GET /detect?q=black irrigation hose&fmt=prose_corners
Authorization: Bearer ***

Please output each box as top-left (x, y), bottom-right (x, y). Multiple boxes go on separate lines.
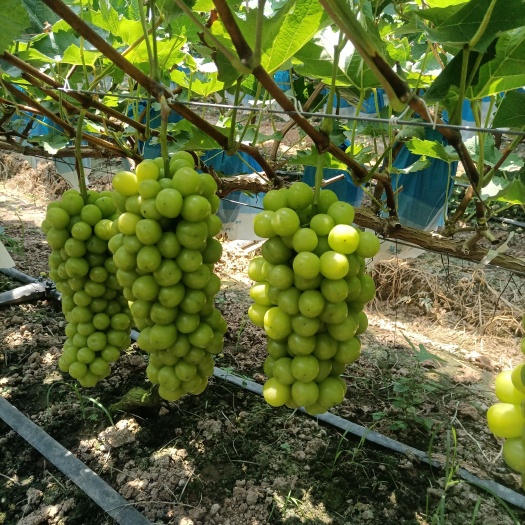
top-left (212, 368), bottom-right (525, 511)
top-left (3, 267), bottom-right (525, 512)
top-left (0, 267), bottom-right (61, 301)
top-left (0, 397), bottom-right (153, 525)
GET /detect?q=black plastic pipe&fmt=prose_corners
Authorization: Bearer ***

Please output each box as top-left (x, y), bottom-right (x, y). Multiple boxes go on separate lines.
top-left (0, 397), bottom-right (153, 524)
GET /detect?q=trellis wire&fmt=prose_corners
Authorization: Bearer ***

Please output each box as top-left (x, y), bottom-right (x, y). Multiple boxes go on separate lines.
top-left (4, 82), bottom-right (525, 137)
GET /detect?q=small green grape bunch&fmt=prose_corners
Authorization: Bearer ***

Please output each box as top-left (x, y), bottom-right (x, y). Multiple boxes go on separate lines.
top-left (42, 189), bottom-right (131, 388)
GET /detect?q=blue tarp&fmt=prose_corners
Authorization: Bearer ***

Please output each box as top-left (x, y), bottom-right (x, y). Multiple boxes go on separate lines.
top-left (303, 166), bottom-right (364, 208)
top-left (21, 114), bottom-right (91, 182)
top-left (390, 127), bottom-right (458, 229)
top-left (201, 149), bottom-right (264, 239)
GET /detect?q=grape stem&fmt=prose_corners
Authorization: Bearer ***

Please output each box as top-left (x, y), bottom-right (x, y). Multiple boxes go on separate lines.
top-left (75, 108), bottom-right (88, 202)
top-left (312, 153), bottom-right (324, 216)
top-left (159, 96), bottom-right (171, 177)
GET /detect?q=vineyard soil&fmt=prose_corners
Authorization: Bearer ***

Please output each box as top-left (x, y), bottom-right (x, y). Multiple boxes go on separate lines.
top-left (1, 156), bottom-right (525, 525)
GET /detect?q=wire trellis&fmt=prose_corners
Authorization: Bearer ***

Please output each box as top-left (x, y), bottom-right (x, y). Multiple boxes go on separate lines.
top-left (3, 82), bottom-right (525, 138)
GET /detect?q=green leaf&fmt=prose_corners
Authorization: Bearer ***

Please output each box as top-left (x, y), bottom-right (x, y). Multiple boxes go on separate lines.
top-left (170, 120), bottom-right (222, 150)
top-left (29, 134), bottom-right (70, 154)
top-left (214, 50), bottom-right (242, 85)
top-left (242, 128), bottom-right (283, 145)
top-left (22, 0), bottom-right (59, 33)
top-left (170, 66), bottom-right (225, 96)
top-left (391, 157), bottom-right (431, 174)
top-left (258, 0), bottom-right (328, 74)
top-left (492, 89), bottom-right (525, 128)
top-left (471, 28), bottom-right (525, 98)
top-left (288, 147), bottom-right (349, 169)
top-left (403, 334), bottom-right (446, 364)
top-left (193, 0), bottom-right (215, 9)
top-left (17, 47), bottom-right (59, 64)
top-left (405, 138), bottom-right (458, 163)
top-left (126, 38), bottom-right (185, 71)
top-left (482, 177), bottom-right (525, 204)
top-left (425, 0), bottom-right (469, 6)
top-left (62, 44), bottom-right (101, 67)
top-left (418, 0), bottom-right (525, 53)
top-left (395, 125), bottom-right (426, 142)
top-left (0, 0), bottom-right (31, 53)
top-left (89, 8), bottom-right (144, 46)
top-left (424, 40), bottom-right (497, 102)
top-left (294, 38), bottom-right (380, 89)
top-left (210, 0), bottom-right (328, 75)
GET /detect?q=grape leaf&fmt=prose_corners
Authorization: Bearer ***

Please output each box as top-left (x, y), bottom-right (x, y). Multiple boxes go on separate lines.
top-left (492, 89), bottom-right (525, 128)
top-left (405, 138), bottom-right (459, 163)
top-left (418, 0), bottom-right (525, 53)
top-left (482, 177), bottom-right (525, 205)
top-left (89, 8), bottom-right (144, 46)
top-left (289, 147), bottom-right (349, 169)
top-left (425, 40), bottom-right (497, 102)
top-left (472, 28), bottom-right (525, 98)
top-left (391, 158), bottom-right (430, 175)
top-left (22, 0), bottom-right (59, 32)
top-left (294, 40), bottom-right (380, 89)
top-left (62, 44), bottom-right (101, 67)
top-left (170, 67), bottom-right (225, 96)
top-left (0, 0), bottom-right (30, 54)
top-left (210, 0), bottom-right (328, 74)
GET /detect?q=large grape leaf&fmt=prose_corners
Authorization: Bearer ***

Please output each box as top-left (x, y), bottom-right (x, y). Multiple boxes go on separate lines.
top-left (424, 40), bottom-right (497, 102)
top-left (170, 67), bottom-right (225, 96)
top-left (417, 0), bottom-right (525, 53)
top-left (89, 8), bottom-right (144, 47)
top-left (0, 0), bottom-right (30, 53)
top-left (405, 138), bottom-right (459, 163)
top-left (169, 120), bottom-right (222, 150)
top-left (125, 38), bottom-right (185, 70)
top-left (61, 44), bottom-right (102, 67)
top-left (471, 28), bottom-right (525, 98)
top-left (492, 89), bottom-right (525, 128)
top-left (22, 0), bottom-right (58, 32)
top-left (481, 177), bottom-right (525, 204)
top-left (288, 147), bottom-right (349, 169)
top-left (257, 0), bottom-right (328, 73)
top-left (293, 36), bottom-right (380, 89)
top-left (210, 0), bottom-right (328, 74)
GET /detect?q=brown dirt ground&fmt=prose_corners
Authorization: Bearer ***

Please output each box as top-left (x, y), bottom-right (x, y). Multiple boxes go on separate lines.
top-left (1, 153), bottom-right (525, 525)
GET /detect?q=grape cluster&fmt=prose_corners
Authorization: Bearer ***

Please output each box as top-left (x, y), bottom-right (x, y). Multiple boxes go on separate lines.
top-left (42, 189), bottom-right (132, 387)
top-left (110, 153), bottom-right (227, 402)
top-left (486, 325), bottom-right (525, 483)
top-left (248, 182), bottom-right (379, 415)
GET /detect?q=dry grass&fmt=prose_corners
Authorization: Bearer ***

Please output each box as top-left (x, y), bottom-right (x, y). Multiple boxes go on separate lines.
top-left (1, 154), bottom-right (69, 202)
top-left (371, 257), bottom-right (524, 338)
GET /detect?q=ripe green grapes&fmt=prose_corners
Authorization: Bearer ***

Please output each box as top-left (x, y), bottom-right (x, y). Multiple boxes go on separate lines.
top-left (43, 189), bottom-right (132, 388)
top-left (248, 182), bottom-right (380, 415)
top-left (487, 330), bottom-right (525, 486)
top-left (111, 155), bottom-right (227, 402)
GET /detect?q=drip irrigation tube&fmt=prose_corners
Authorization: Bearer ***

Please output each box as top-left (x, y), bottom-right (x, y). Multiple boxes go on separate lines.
top-left (3, 267), bottom-right (525, 512)
top-left (0, 267), bottom-right (61, 301)
top-left (0, 397), bottom-right (153, 524)
top-left (211, 368), bottom-right (525, 510)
